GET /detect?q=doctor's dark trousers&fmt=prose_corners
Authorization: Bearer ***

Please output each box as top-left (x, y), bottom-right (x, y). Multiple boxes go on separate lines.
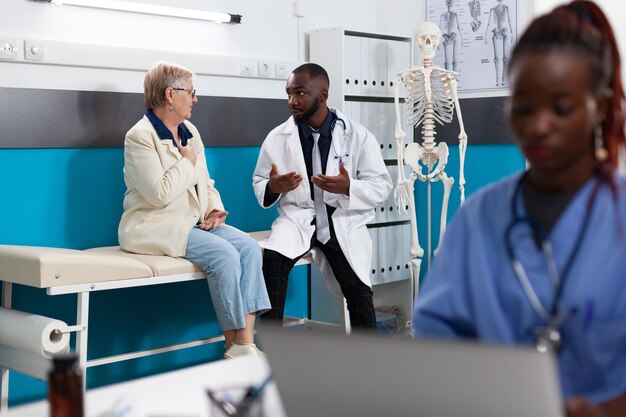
top-left (262, 231), bottom-right (377, 329)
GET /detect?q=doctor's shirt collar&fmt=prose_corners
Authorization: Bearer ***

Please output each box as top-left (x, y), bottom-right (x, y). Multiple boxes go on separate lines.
top-left (300, 110), bottom-right (337, 140)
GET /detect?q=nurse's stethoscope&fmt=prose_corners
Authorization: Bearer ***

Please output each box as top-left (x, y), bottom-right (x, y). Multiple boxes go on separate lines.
top-left (504, 172), bottom-right (596, 354)
top-left (330, 117), bottom-right (350, 164)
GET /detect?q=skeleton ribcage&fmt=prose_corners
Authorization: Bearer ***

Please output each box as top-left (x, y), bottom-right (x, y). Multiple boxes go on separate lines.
top-left (403, 68), bottom-right (455, 128)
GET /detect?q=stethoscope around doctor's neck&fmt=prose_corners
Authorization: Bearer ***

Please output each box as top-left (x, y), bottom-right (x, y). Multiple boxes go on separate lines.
top-left (504, 172), bottom-right (596, 354)
top-left (324, 117), bottom-right (350, 164)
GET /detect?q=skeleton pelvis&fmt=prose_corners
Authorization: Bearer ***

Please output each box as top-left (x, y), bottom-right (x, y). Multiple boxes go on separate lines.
top-left (404, 142), bottom-right (450, 180)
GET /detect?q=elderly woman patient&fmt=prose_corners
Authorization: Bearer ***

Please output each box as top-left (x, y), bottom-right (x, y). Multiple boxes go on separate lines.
top-left (118, 61), bottom-right (270, 359)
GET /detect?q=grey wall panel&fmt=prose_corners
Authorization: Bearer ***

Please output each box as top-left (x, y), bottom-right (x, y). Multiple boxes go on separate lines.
top-left (0, 88), bottom-right (512, 148)
top-left (191, 96), bottom-right (290, 147)
top-left (413, 96), bottom-right (515, 145)
top-left (0, 88), bottom-right (290, 148)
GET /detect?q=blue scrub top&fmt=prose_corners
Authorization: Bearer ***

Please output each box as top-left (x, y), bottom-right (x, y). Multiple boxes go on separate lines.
top-left (413, 172), bottom-right (626, 404)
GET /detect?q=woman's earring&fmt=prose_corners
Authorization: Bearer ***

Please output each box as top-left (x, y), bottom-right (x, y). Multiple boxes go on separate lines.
top-left (169, 104), bottom-right (173, 112)
top-left (594, 124), bottom-right (608, 162)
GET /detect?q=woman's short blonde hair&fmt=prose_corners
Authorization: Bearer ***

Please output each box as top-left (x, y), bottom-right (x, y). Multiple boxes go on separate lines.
top-left (144, 61), bottom-right (194, 109)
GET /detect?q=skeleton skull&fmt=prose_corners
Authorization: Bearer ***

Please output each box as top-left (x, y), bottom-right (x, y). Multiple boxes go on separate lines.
top-left (414, 21), bottom-right (441, 60)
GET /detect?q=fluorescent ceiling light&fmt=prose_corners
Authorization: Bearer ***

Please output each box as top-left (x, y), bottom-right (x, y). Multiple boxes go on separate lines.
top-left (37, 0), bottom-right (242, 24)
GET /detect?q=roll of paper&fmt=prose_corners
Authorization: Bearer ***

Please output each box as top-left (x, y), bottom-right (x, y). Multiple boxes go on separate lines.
top-left (0, 307), bottom-right (70, 357)
top-left (0, 344), bottom-right (52, 380)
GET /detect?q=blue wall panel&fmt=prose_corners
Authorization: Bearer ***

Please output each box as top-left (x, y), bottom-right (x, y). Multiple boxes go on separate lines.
top-left (0, 147), bottom-right (308, 406)
top-left (0, 149), bottom-right (124, 248)
top-left (0, 144), bottom-right (521, 405)
top-left (412, 145), bottom-right (525, 278)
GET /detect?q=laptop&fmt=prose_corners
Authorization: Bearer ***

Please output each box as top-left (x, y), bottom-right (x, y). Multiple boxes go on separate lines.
top-left (257, 324), bottom-right (564, 417)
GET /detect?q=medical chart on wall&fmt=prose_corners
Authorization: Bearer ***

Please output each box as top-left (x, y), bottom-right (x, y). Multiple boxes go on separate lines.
top-left (425, 0), bottom-right (518, 92)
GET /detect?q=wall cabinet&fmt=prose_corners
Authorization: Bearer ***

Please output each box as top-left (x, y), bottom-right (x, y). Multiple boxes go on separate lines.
top-left (310, 28), bottom-right (415, 331)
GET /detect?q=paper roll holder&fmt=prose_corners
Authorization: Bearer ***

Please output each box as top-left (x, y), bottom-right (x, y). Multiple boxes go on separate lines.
top-left (53, 325), bottom-right (86, 335)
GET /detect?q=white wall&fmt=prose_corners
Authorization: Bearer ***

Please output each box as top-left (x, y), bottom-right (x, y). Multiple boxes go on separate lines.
top-left (3, 1), bottom-right (624, 98)
top-left (531, 0), bottom-right (626, 83)
top-left (375, 1), bottom-right (423, 38)
top-left (0, 0), bottom-right (415, 98)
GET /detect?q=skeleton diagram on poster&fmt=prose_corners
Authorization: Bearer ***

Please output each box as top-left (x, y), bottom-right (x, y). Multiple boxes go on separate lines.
top-left (426, 0), bottom-right (518, 91)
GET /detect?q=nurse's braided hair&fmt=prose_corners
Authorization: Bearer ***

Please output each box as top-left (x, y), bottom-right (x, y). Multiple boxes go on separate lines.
top-left (508, 0), bottom-right (625, 176)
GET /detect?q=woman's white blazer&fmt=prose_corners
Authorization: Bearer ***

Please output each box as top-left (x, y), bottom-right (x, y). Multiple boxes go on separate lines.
top-left (119, 116), bottom-right (224, 257)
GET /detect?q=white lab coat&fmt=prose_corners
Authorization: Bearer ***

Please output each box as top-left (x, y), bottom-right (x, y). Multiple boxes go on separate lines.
top-left (252, 108), bottom-right (392, 293)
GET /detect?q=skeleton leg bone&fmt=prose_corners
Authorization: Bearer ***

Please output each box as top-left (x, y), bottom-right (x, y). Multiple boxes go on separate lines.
top-left (409, 258), bottom-right (422, 301)
top-left (405, 170), bottom-right (423, 259)
top-left (458, 136), bottom-right (467, 202)
top-left (435, 171), bottom-right (454, 257)
top-left (420, 142), bottom-right (453, 258)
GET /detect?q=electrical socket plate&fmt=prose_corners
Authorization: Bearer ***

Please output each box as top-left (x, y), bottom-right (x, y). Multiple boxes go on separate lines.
top-left (258, 60), bottom-right (272, 77)
top-left (0, 39), bottom-right (19, 60)
top-left (240, 59), bottom-right (255, 76)
top-left (275, 61), bottom-right (290, 78)
top-left (24, 40), bottom-right (44, 61)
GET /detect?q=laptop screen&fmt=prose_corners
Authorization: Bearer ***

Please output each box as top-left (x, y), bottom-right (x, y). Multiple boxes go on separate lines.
top-left (257, 324), bottom-right (564, 417)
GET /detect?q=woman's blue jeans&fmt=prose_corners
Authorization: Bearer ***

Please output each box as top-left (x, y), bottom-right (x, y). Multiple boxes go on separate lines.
top-left (183, 225), bottom-right (270, 330)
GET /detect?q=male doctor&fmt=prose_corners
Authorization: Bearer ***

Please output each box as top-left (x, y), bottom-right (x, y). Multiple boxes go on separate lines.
top-left (252, 63), bottom-right (392, 329)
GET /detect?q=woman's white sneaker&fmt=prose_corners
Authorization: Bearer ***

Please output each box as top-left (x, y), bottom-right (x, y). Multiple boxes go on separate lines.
top-left (224, 343), bottom-right (265, 359)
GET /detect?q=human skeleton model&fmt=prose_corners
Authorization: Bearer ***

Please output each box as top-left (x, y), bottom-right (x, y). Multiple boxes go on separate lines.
top-left (439, 0), bottom-right (464, 72)
top-left (394, 21), bottom-right (468, 291)
top-left (469, 0), bottom-right (481, 32)
top-left (484, 0), bottom-right (514, 86)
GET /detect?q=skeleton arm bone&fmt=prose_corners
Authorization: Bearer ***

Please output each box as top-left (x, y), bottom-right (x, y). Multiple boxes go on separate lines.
top-left (448, 74), bottom-right (468, 203)
top-left (394, 78), bottom-right (407, 167)
top-left (394, 79), bottom-right (410, 212)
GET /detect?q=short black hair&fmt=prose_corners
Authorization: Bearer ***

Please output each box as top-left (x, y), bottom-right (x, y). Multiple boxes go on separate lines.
top-left (292, 63), bottom-right (330, 88)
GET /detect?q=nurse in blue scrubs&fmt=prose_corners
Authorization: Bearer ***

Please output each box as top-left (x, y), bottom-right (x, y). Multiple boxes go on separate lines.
top-left (412, 1), bottom-right (626, 416)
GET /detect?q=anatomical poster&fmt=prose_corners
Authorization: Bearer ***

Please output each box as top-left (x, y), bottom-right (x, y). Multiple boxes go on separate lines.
top-left (425, 0), bottom-right (519, 92)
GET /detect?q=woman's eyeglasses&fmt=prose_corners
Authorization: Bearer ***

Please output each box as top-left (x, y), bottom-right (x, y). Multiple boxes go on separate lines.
top-left (173, 87), bottom-right (197, 99)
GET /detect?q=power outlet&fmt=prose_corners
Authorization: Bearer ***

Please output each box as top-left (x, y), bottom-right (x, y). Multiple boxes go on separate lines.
top-left (24, 40), bottom-right (44, 61)
top-left (275, 61), bottom-right (291, 78)
top-left (258, 60), bottom-right (272, 77)
top-left (240, 59), bottom-right (255, 76)
top-left (0, 39), bottom-right (19, 60)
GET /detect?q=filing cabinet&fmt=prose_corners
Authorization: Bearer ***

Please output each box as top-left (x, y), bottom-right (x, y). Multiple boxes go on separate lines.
top-left (310, 28), bottom-right (415, 330)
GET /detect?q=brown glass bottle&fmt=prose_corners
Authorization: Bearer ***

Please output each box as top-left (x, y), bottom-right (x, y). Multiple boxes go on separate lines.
top-left (48, 353), bottom-right (84, 417)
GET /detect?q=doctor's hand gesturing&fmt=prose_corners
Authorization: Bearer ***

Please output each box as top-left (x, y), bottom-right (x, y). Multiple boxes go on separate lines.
top-left (198, 209), bottom-right (228, 230)
top-left (311, 163), bottom-right (350, 195)
top-left (268, 163), bottom-right (303, 194)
